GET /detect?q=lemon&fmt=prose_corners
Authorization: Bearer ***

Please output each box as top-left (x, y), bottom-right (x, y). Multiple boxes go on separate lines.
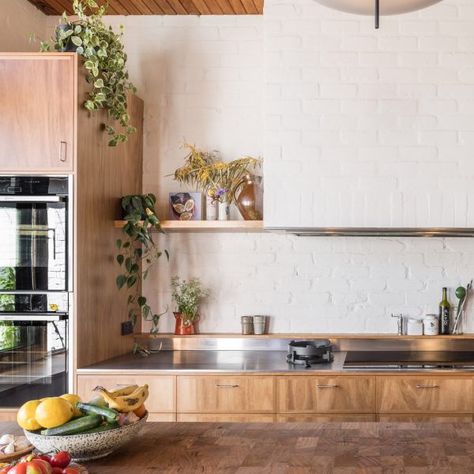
top-left (60, 394), bottom-right (82, 417)
top-left (35, 397), bottom-right (74, 429)
top-left (17, 400), bottom-right (42, 431)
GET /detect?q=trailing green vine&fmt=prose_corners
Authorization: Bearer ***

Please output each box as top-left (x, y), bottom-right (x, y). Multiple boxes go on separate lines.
top-left (40, 0), bottom-right (136, 146)
top-left (116, 194), bottom-right (168, 334)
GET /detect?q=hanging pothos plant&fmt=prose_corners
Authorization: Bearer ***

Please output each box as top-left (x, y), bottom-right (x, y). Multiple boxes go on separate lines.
top-left (116, 194), bottom-right (168, 335)
top-left (40, 0), bottom-right (136, 146)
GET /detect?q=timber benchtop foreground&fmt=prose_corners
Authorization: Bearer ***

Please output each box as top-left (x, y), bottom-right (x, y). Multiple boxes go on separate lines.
top-left (4, 421), bottom-right (474, 473)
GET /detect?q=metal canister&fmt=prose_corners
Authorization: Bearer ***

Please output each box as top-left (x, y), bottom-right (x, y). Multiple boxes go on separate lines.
top-left (253, 315), bottom-right (266, 335)
top-left (241, 316), bottom-right (254, 335)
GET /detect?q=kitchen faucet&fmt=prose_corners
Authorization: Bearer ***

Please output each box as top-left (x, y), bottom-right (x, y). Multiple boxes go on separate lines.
top-left (391, 313), bottom-right (405, 335)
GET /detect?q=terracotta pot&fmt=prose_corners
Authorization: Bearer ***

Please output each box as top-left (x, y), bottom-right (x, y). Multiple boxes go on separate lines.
top-left (174, 312), bottom-right (196, 335)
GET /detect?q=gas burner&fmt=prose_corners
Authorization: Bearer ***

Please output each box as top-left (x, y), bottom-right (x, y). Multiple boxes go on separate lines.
top-left (286, 340), bottom-right (333, 368)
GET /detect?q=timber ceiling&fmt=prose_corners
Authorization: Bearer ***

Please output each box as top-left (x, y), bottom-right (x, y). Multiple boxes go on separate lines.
top-left (27, 0), bottom-right (263, 15)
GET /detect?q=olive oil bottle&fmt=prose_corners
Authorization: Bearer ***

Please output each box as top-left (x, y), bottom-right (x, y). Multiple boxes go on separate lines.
top-left (439, 287), bottom-right (450, 335)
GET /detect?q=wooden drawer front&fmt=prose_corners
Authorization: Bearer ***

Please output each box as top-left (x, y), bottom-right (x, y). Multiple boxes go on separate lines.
top-left (277, 376), bottom-right (375, 414)
top-left (376, 377), bottom-right (473, 413)
top-left (177, 414), bottom-right (275, 422)
top-left (77, 375), bottom-right (176, 413)
top-left (177, 376), bottom-right (274, 413)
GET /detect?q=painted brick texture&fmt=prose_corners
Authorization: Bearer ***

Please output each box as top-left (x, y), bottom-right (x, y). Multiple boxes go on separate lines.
top-left (264, 0), bottom-right (474, 228)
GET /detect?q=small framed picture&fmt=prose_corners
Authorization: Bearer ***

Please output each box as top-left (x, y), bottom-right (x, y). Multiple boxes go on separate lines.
top-left (169, 192), bottom-right (203, 221)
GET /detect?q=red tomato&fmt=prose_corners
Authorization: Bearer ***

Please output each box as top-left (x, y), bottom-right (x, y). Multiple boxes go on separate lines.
top-left (49, 453), bottom-right (71, 469)
top-left (8, 459), bottom-right (52, 474)
top-left (35, 455), bottom-right (51, 465)
top-left (0, 467), bottom-right (11, 474)
top-left (51, 469), bottom-right (63, 474)
top-left (61, 469), bottom-right (80, 474)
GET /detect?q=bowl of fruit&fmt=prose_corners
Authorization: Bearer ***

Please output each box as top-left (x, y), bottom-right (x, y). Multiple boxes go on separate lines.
top-left (18, 384), bottom-right (149, 462)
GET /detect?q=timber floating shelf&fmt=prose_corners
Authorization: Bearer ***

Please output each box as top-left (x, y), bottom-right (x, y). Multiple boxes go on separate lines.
top-left (113, 220), bottom-right (264, 232)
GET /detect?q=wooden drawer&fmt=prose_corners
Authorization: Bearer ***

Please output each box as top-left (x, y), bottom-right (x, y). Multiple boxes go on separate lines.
top-left (177, 376), bottom-right (274, 413)
top-left (76, 374), bottom-right (176, 413)
top-left (277, 414), bottom-right (375, 422)
top-left (376, 377), bottom-right (473, 414)
top-left (277, 376), bottom-right (375, 414)
top-left (177, 414), bottom-right (274, 422)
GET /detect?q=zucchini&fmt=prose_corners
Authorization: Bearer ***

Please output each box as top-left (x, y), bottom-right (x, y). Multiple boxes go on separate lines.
top-left (77, 402), bottom-right (119, 423)
top-left (41, 414), bottom-right (102, 436)
top-left (81, 422), bottom-right (119, 434)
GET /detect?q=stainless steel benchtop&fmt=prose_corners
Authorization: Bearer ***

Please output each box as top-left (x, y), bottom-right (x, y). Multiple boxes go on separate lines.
top-left (80, 350), bottom-right (347, 373)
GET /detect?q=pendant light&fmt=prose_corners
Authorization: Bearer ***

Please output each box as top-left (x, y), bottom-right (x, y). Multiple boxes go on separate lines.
top-left (314, 0), bottom-right (443, 29)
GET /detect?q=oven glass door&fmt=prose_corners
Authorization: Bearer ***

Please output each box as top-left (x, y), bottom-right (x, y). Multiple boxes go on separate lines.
top-left (0, 199), bottom-right (68, 292)
top-left (0, 316), bottom-right (68, 407)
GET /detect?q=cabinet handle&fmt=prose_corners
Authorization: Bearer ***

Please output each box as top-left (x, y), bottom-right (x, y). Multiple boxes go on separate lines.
top-left (59, 141), bottom-right (67, 162)
top-left (316, 384), bottom-right (339, 389)
top-left (216, 384), bottom-right (239, 388)
top-left (416, 384), bottom-right (440, 389)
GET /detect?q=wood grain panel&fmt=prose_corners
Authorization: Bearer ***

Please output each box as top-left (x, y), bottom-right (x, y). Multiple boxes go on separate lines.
top-left (27, 0), bottom-right (264, 14)
top-left (75, 67), bottom-right (143, 368)
top-left (0, 411), bottom-right (17, 422)
top-left (277, 414), bottom-right (376, 422)
top-left (0, 54), bottom-right (75, 172)
top-left (277, 376), bottom-right (375, 414)
top-left (177, 414), bottom-right (274, 422)
top-left (77, 375), bottom-right (176, 413)
top-left (376, 377), bottom-right (473, 414)
top-left (177, 376), bottom-right (274, 413)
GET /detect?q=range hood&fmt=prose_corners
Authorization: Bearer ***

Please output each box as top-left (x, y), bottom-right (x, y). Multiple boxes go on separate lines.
top-left (266, 227), bottom-right (474, 237)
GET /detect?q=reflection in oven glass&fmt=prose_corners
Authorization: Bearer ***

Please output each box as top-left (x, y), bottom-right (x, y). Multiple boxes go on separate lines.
top-left (0, 203), bottom-right (67, 292)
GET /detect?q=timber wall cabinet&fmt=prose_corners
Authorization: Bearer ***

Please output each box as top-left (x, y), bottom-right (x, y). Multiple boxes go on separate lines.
top-left (0, 54), bottom-right (76, 172)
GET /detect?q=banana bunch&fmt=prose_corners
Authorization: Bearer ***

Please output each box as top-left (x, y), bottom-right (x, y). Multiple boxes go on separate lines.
top-left (94, 384), bottom-right (149, 412)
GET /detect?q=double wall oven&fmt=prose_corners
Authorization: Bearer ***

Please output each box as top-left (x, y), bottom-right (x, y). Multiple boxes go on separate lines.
top-left (0, 176), bottom-right (72, 406)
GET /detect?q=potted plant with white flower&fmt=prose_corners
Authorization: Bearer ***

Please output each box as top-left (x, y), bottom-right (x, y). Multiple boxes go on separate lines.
top-left (171, 277), bottom-right (209, 335)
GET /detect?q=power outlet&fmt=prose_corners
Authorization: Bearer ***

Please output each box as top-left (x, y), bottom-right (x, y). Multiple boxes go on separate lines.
top-left (121, 321), bottom-right (134, 336)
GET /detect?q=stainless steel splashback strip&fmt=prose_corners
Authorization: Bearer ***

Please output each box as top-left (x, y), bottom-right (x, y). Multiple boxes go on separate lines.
top-left (141, 336), bottom-right (474, 352)
top-left (265, 227), bottom-right (474, 237)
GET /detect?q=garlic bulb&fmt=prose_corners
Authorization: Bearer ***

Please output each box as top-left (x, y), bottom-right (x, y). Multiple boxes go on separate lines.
top-left (3, 442), bottom-right (15, 454)
top-left (0, 434), bottom-right (14, 445)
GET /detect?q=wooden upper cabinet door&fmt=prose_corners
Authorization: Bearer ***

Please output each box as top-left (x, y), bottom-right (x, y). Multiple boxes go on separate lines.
top-left (0, 54), bottom-right (75, 172)
top-left (376, 377), bottom-right (473, 414)
top-left (177, 376), bottom-right (275, 413)
top-left (277, 376), bottom-right (375, 414)
top-left (76, 374), bottom-right (176, 414)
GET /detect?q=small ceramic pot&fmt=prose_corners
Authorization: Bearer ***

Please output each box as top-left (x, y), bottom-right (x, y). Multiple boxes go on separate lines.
top-left (174, 312), bottom-right (196, 335)
top-left (218, 201), bottom-right (230, 221)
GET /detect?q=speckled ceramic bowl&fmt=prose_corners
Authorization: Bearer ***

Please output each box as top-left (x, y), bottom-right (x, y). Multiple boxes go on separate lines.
top-left (24, 413), bottom-right (148, 462)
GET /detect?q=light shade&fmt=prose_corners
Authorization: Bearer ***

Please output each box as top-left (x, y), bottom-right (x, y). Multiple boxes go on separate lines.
top-left (314, 0), bottom-right (443, 16)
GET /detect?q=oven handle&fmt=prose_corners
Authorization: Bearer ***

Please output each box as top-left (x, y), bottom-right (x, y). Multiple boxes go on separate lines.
top-left (0, 313), bottom-right (68, 322)
top-left (0, 196), bottom-right (64, 203)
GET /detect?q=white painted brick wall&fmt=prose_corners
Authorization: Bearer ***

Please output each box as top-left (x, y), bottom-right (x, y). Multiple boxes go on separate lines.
top-left (264, 0), bottom-right (474, 228)
top-left (40, 6), bottom-right (474, 334)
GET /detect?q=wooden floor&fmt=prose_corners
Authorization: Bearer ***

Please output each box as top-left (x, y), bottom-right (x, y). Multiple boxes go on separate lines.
top-left (87, 422), bottom-right (474, 473)
top-left (5, 421), bottom-right (474, 473)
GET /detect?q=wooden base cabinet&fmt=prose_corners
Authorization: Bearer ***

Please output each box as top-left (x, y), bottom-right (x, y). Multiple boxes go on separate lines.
top-left (376, 377), bottom-right (473, 414)
top-left (177, 376), bottom-right (274, 414)
top-left (77, 375), bottom-right (175, 420)
top-left (277, 376), bottom-right (375, 414)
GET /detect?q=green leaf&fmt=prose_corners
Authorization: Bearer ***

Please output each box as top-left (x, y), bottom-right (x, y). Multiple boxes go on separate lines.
top-left (125, 257), bottom-right (132, 272)
top-left (71, 36), bottom-right (83, 46)
top-left (138, 296), bottom-right (146, 307)
top-left (74, 24), bottom-right (82, 34)
top-left (116, 254), bottom-right (124, 265)
top-left (131, 263), bottom-right (139, 273)
top-left (116, 239), bottom-right (122, 249)
top-left (127, 275), bottom-right (137, 288)
top-left (94, 78), bottom-right (104, 88)
top-left (116, 274), bottom-right (127, 289)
